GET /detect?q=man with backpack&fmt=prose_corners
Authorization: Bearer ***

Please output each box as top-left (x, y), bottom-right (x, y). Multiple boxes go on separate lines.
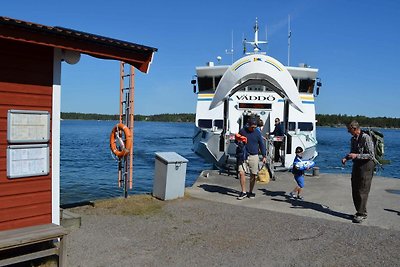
top-left (236, 117), bottom-right (267, 200)
top-left (341, 120), bottom-right (375, 223)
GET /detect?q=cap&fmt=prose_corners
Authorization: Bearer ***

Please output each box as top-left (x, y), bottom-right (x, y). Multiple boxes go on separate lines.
top-left (295, 146), bottom-right (304, 154)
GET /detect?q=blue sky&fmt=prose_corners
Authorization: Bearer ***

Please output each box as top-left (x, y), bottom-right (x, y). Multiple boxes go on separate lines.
top-left (3, 0), bottom-right (400, 117)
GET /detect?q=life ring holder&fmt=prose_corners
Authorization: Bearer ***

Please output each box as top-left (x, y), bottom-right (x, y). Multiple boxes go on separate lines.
top-left (110, 123), bottom-right (132, 158)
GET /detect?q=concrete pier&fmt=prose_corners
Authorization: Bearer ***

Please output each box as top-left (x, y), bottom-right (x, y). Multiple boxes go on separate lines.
top-left (65, 171), bottom-right (400, 266)
top-left (187, 170), bottom-right (400, 230)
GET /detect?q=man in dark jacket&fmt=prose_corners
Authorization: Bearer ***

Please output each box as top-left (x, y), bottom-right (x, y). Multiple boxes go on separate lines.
top-left (270, 118), bottom-right (284, 162)
top-left (236, 117), bottom-right (267, 200)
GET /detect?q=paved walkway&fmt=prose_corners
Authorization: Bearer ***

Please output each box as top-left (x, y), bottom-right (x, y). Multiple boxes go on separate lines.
top-left (65, 171), bottom-right (400, 266)
top-left (186, 170), bottom-right (400, 230)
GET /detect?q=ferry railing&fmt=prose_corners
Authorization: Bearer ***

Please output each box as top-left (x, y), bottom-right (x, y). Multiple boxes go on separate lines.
top-left (265, 137), bottom-right (275, 180)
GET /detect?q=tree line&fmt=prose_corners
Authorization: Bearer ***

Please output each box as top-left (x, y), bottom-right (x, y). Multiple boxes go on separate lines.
top-left (316, 114), bottom-right (400, 128)
top-left (61, 112), bottom-right (400, 128)
top-left (61, 112), bottom-right (195, 122)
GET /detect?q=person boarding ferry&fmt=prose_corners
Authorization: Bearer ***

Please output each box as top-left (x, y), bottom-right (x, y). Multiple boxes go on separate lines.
top-left (270, 118), bottom-right (284, 162)
top-left (236, 117), bottom-right (267, 200)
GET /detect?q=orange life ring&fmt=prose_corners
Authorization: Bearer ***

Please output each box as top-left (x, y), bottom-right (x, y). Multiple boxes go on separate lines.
top-left (110, 123), bottom-right (132, 158)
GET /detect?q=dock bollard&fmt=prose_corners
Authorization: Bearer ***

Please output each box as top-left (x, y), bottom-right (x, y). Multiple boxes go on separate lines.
top-left (312, 166), bottom-right (320, 177)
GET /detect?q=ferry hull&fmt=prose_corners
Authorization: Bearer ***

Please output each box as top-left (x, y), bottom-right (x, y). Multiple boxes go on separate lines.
top-left (192, 127), bottom-right (224, 167)
top-left (193, 128), bottom-right (318, 171)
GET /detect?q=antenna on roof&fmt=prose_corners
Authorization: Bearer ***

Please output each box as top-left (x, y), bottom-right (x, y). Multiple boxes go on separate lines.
top-left (225, 30), bottom-right (234, 64)
top-left (265, 24), bottom-right (268, 55)
top-left (242, 33), bottom-right (246, 55)
top-left (287, 15), bottom-right (291, 66)
top-left (243, 18), bottom-right (267, 55)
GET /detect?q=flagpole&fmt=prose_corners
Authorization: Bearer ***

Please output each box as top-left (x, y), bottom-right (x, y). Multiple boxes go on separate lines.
top-left (288, 15), bottom-right (291, 66)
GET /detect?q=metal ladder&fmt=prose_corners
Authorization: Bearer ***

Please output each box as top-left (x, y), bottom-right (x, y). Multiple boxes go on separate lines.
top-left (118, 62), bottom-right (135, 198)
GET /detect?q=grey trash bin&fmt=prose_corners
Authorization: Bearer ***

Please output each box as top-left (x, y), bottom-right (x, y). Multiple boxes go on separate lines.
top-left (153, 152), bottom-right (188, 200)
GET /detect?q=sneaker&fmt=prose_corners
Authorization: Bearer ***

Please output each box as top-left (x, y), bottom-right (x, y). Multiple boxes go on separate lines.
top-left (352, 215), bottom-right (367, 223)
top-left (297, 195), bottom-right (304, 201)
top-left (247, 192), bottom-right (256, 199)
top-left (237, 192), bottom-right (247, 200)
top-left (289, 192), bottom-right (297, 199)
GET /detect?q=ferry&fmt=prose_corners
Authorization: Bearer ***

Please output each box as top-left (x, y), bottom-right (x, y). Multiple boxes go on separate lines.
top-left (191, 19), bottom-right (322, 176)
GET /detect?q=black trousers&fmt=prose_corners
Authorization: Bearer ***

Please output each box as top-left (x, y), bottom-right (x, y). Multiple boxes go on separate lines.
top-left (351, 160), bottom-right (375, 216)
top-left (273, 141), bottom-right (281, 162)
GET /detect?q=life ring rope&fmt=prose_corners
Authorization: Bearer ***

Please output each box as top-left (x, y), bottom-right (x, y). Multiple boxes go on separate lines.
top-left (110, 123), bottom-right (132, 158)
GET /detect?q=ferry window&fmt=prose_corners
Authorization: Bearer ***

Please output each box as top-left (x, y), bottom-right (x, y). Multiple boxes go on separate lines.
top-left (247, 86), bottom-right (263, 92)
top-left (214, 76), bottom-right (222, 88)
top-left (198, 77), bottom-right (214, 92)
top-left (292, 78), bottom-right (298, 86)
top-left (299, 79), bottom-right (315, 93)
top-left (298, 122), bottom-right (313, 131)
top-left (288, 122), bottom-right (296, 131)
top-left (198, 119), bottom-right (212, 128)
top-left (214, 120), bottom-right (223, 129)
top-left (265, 86), bottom-right (275, 92)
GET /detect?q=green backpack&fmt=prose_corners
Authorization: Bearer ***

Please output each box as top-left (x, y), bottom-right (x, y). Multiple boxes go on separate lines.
top-left (362, 129), bottom-right (389, 165)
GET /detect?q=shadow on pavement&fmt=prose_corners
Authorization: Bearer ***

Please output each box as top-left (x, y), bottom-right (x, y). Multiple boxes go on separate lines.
top-left (259, 188), bottom-right (353, 221)
top-left (386, 189), bottom-right (400, 195)
top-left (198, 184), bottom-right (239, 197)
top-left (384, 208), bottom-right (400, 216)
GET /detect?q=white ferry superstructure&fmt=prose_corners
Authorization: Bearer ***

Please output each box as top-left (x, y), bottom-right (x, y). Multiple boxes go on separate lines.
top-left (192, 19), bottom-right (322, 175)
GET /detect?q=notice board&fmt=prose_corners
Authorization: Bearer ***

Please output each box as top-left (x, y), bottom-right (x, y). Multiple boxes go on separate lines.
top-left (6, 110), bottom-right (50, 178)
top-left (7, 110), bottom-right (50, 143)
top-left (7, 144), bottom-right (49, 178)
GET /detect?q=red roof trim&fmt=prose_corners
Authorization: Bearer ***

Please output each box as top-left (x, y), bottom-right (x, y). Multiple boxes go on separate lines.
top-left (0, 16), bottom-right (157, 73)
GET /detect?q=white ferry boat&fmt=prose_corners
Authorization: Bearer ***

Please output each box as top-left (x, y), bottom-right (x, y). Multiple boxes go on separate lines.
top-left (191, 19), bottom-right (322, 176)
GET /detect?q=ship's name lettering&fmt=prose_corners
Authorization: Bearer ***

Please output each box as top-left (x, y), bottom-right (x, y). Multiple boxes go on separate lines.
top-left (236, 95), bottom-right (275, 101)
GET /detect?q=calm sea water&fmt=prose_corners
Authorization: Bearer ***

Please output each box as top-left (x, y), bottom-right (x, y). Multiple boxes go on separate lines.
top-left (60, 121), bottom-right (399, 205)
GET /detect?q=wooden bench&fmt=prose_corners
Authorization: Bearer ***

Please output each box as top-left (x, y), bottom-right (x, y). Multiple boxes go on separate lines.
top-left (0, 223), bottom-right (68, 267)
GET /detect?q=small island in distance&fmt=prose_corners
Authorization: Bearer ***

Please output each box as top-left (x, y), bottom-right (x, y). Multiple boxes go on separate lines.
top-left (61, 112), bottom-right (400, 128)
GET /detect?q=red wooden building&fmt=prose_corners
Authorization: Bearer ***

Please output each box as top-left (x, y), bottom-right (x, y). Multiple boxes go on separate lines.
top-left (0, 16), bottom-right (157, 231)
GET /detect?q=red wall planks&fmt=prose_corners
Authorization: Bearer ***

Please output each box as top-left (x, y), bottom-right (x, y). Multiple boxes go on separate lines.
top-left (0, 38), bottom-right (54, 230)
